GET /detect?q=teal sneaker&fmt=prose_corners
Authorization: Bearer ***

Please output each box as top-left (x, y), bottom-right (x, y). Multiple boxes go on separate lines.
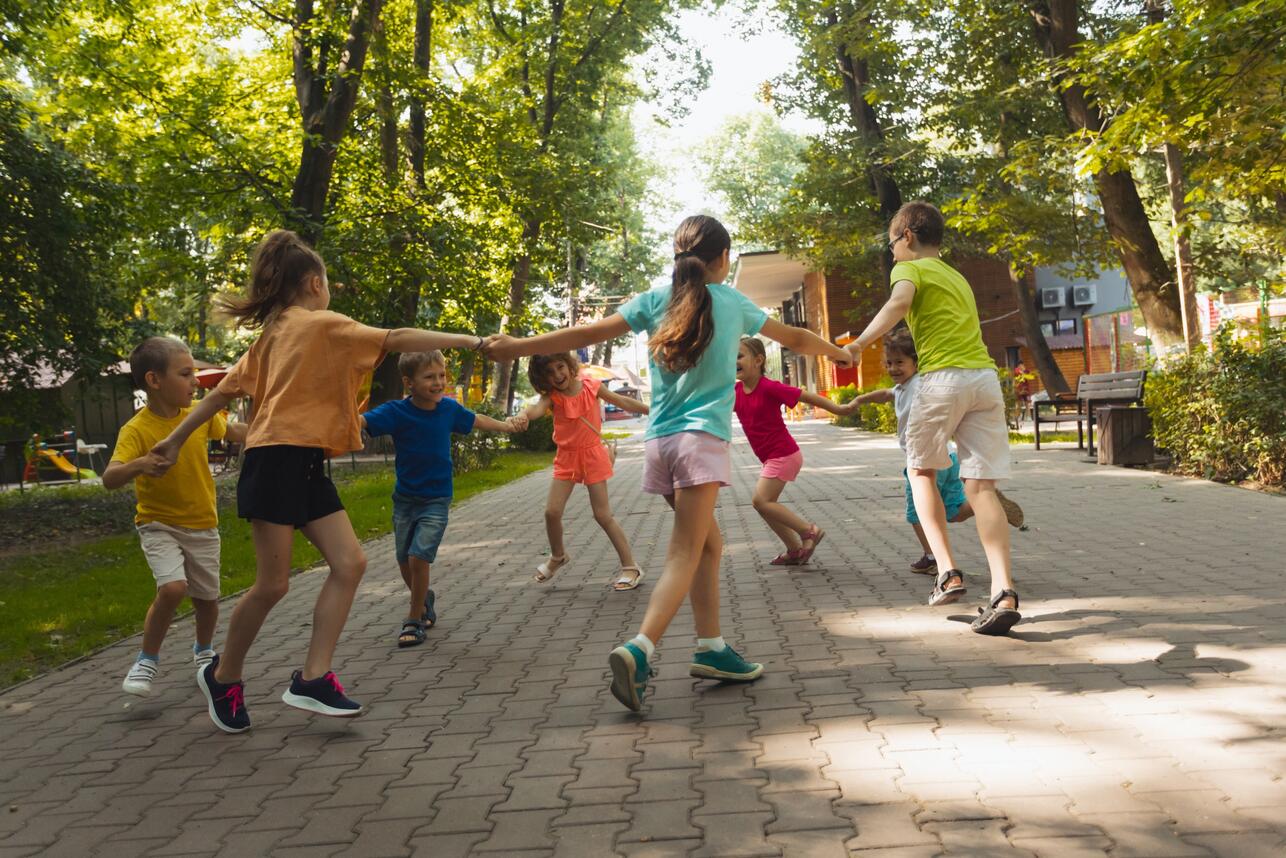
top-left (608, 642), bottom-right (655, 712)
top-left (689, 645), bottom-right (764, 682)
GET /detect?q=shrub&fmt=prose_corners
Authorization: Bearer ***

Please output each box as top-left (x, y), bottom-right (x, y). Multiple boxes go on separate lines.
top-left (1146, 325), bottom-right (1286, 487)
top-left (452, 401), bottom-right (505, 474)
top-left (508, 411), bottom-right (556, 452)
top-left (829, 381), bottom-right (896, 434)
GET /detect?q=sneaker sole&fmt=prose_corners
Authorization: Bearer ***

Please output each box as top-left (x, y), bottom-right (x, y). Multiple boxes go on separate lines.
top-left (689, 663), bottom-right (764, 682)
top-left (910, 564), bottom-right (937, 575)
top-left (197, 666), bottom-right (250, 734)
top-left (121, 682), bottom-right (152, 698)
top-left (281, 689), bottom-right (363, 718)
top-left (997, 492), bottom-right (1024, 528)
top-left (928, 587), bottom-right (966, 606)
top-left (608, 647), bottom-right (642, 712)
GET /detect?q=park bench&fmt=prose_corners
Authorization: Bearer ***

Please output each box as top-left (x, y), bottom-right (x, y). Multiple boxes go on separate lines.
top-left (1034, 369), bottom-right (1147, 456)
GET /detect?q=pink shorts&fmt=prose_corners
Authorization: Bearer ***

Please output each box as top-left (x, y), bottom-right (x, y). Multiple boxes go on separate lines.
top-left (642, 431), bottom-right (731, 495)
top-left (760, 449), bottom-right (803, 482)
top-left (553, 443), bottom-right (613, 485)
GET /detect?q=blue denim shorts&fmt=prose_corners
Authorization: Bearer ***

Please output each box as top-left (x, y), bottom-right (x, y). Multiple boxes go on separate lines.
top-left (392, 493), bottom-right (451, 565)
top-left (903, 452), bottom-right (967, 525)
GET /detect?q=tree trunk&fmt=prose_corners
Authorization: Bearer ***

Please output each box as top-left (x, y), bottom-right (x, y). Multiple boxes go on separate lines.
top-left (590, 342), bottom-right (605, 366)
top-left (289, 0), bottom-right (385, 244)
top-left (407, 0), bottom-right (432, 189)
top-left (1029, 0), bottom-right (1185, 349)
top-left (602, 337), bottom-right (615, 368)
top-left (454, 350), bottom-right (476, 399)
top-left (1162, 142), bottom-right (1199, 351)
top-left (491, 219), bottom-right (541, 406)
top-left (1009, 266), bottom-right (1070, 395)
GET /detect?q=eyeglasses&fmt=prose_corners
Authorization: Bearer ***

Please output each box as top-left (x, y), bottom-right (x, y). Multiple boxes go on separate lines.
top-left (886, 233), bottom-right (908, 252)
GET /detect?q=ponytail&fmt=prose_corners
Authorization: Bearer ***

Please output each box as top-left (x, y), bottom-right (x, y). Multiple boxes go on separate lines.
top-left (219, 229), bottom-right (326, 329)
top-left (650, 215), bottom-right (731, 373)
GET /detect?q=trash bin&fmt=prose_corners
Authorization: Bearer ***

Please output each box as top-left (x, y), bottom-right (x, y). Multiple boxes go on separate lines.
top-left (1096, 405), bottom-right (1154, 466)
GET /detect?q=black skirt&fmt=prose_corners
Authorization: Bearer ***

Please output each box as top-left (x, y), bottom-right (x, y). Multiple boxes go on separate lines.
top-left (237, 445), bottom-right (344, 528)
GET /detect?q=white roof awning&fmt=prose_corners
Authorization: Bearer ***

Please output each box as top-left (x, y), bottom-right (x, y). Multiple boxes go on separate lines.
top-left (732, 251), bottom-right (809, 310)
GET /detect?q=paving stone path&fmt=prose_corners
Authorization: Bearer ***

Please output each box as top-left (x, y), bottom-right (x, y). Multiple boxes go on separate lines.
top-left (2, 421), bottom-right (1284, 857)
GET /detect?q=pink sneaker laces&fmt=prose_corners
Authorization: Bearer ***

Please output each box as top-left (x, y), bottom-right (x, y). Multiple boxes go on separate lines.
top-left (323, 672), bottom-right (345, 696)
top-left (220, 683), bottom-right (245, 717)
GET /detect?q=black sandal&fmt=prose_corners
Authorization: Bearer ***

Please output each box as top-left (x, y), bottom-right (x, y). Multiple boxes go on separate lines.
top-left (398, 619), bottom-right (427, 648)
top-left (928, 569), bottom-right (967, 606)
top-left (422, 589), bottom-right (436, 628)
top-left (972, 589), bottom-right (1021, 636)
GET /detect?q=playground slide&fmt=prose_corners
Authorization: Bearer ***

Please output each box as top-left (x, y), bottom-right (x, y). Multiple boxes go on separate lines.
top-left (39, 449), bottom-right (97, 481)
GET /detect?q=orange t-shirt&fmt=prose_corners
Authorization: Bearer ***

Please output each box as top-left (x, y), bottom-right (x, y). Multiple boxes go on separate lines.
top-left (217, 307), bottom-right (388, 455)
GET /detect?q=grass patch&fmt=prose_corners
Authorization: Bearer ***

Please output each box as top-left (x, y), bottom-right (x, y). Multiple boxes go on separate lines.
top-left (601, 431), bottom-right (634, 441)
top-left (0, 450), bottom-right (551, 688)
top-left (1009, 430), bottom-right (1083, 444)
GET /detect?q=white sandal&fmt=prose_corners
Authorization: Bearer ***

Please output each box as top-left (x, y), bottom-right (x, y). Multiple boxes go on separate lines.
top-left (535, 554), bottom-right (569, 583)
top-left (611, 566), bottom-right (645, 591)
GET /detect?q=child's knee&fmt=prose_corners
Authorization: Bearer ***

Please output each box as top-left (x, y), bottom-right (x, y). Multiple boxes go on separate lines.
top-left (544, 506), bottom-right (563, 524)
top-left (592, 508), bottom-right (615, 528)
top-left (254, 577), bottom-right (290, 604)
top-left (751, 494), bottom-right (770, 513)
top-left (339, 549), bottom-right (367, 583)
top-left (156, 580), bottom-right (188, 603)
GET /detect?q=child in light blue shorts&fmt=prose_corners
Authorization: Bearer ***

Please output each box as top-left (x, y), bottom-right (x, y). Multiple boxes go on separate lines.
top-left (851, 329), bottom-right (1024, 576)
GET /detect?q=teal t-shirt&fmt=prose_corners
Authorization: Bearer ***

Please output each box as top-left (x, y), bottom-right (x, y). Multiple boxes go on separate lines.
top-left (619, 283), bottom-right (767, 442)
top-left (892, 258), bottom-right (994, 374)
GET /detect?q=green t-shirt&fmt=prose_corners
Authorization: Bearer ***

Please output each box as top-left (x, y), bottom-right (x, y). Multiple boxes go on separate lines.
top-left (892, 258), bottom-right (994, 374)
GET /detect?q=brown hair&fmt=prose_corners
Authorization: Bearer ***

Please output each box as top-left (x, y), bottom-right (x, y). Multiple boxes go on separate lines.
top-left (219, 230), bottom-right (326, 329)
top-left (649, 215), bottom-right (732, 373)
top-left (398, 350), bottom-right (446, 379)
top-left (128, 337), bottom-right (190, 390)
top-left (883, 327), bottom-right (918, 362)
top-left (889, 201), bottom-right (945, 248)
top-left (527, 352), bottom-right (580, 396)
top-left (739, 336), bottom-right (766, 372)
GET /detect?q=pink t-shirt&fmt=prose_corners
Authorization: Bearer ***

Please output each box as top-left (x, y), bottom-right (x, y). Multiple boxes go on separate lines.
top-left (734, 377), bottom-right (803, 463)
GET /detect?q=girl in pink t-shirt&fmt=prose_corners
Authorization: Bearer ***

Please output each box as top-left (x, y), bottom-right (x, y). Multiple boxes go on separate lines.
top-left (734, 337), bottom-right (856, 566)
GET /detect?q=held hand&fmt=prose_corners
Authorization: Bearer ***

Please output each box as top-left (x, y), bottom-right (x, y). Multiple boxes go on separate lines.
top-left (483, 333), bottom-right (520, 360)
top-left (140, 450), bottom-right (172, 477)
top-left (508, 414), bottom-right (529, 432)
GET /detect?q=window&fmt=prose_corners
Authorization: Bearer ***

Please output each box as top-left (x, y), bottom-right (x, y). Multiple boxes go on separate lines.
top-left (1041, 319), bottom-right (1078, 337)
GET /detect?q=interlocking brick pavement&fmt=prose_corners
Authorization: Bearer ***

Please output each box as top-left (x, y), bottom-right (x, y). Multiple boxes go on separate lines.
top-left (3, 420), bottom-right (1285, 857)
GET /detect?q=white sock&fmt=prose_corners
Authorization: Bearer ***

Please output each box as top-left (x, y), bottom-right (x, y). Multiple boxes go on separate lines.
top-left (697, 636), bottom-right (726, 653)
top-left (926, 553), bottom-right (935, 560)
top-left (630, 634), bottom-right (655, 659)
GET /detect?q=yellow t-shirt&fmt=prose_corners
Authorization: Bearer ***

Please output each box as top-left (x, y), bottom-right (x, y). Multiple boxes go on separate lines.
top-left (216, 307), bottom-right (388, 455)
top-left (892, 258), bottom-right (995, 374)
top-left (110, 406), bottom-right (227, 529)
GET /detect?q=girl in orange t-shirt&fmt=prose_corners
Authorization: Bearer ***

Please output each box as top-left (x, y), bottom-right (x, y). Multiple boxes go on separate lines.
top-left (153, 229), bottom-right (487, 734)
top-left (517, 352), bottom-right (650, 591)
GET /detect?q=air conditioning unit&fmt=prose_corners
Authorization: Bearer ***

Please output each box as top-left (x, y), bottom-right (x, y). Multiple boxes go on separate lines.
top-left (1039, 287), bottom-right (1065, 309)
top-left (1072, 284), bottom-right (1097, 306)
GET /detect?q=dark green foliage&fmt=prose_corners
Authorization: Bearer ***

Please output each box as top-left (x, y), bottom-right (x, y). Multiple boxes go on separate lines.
top-left (452, 401), bottom-right (506, 474)
top-left (1146, 325), bottom-right (1286, 486)
top-left (508, 412), bottom-right (556, 452)
top-left (830, 382), bottom-right (896, 433)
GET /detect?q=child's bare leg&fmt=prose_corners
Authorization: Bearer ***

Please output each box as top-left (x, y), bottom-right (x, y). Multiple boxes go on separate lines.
top-left (141, 581), bottom-right (188, 655)
top-left (544, 479), bottom-right (577, 559)
top-left (191, 597), bottom-right (219, 649)
top-left (909, 468), bottom-right (957, 570)
top-left (404, 555), bottom-right (431, 621)
top-left (686, 520), bottom-right (724, 639)
top-left (586, 481), bottom-right (636, 568)
top-left (215, 521), bottom-right (294, 683)
top-left (950, 501), bottom-right (975, 523)
top-left (963, 479), bottom-right (1014, 603)
top-left (638, 483), bottom-right (720, 645)
top-left (911, 523), bottom-right (933, 555)
top-left (751, 477), bottom-right (807, 550)
top-left (299, 510), bottom-right (368, 680)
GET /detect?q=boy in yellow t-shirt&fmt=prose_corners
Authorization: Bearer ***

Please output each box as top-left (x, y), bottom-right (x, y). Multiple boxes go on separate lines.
top-left (104, 337), bottom-right (247, 697)
top-left (842, 201), bottom-right (1021, 637)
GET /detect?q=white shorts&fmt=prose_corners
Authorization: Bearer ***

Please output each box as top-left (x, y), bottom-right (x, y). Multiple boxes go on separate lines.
top-left (642, 431), bottom-right (731, 495)
top-left (137, 522), bottom-right (222, 600)
top-left (904, 368), bottom-right (1011, 481)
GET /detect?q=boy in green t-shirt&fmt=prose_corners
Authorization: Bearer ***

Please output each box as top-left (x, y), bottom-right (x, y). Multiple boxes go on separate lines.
top-left (104, 337), bottom-right (247, 696)
top-left (842, 201), bottom-right (1020, 636)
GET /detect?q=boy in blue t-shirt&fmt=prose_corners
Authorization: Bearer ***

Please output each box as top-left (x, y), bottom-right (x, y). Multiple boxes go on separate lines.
top-left (361, 350), bottom-right (522, 647)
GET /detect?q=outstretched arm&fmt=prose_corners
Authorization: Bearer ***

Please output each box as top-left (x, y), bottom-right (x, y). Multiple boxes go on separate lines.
top-left (798, 390), bottom-right (855, 416)
top-left (473, 414), bottom-right (521, 434)
top-left (760, 318), bottom-right (853, 366)
top-left (844, 280), bottom-right (915, 358)
top-left (599, 386), bottom-right (649, 415)
top-left (223, 421), bottom-right (250, 445)
top-left (150, 390), bottom-right (234, 472)
top-left (486, 315), bottom-right (630, 361)
top-left (852, 388), bottom-right (895, 407)
top-left (385, 329), bottom-right (483, 354)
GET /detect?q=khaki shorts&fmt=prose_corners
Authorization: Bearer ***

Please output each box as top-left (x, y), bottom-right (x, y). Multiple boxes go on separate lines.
top-left (904, 368), bottom-right (1011, 481)
top-left (137, 522), bottom-right (222, 600)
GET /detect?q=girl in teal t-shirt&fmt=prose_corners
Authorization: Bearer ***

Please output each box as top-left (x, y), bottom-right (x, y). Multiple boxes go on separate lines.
top-left (486, 214), bottom-right (852, 714)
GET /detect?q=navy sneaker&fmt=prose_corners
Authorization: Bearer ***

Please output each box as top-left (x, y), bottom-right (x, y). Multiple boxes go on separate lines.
top-left (689, 645), bottom-right (764, 682)
top-left (281, 670), bottom-right (363, 717)
top-left (197, 655), bottom-right (250, 733)
top-left (422, 589), bottom-right (437, 627)
top-left (608, 642), bottom-right (655, 712)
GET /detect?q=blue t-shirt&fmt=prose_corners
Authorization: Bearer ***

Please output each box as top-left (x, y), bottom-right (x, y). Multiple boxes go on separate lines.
top-left (619, 282), bottom-right (767, 442)
top-left (362, 397), bottom-right (476, 498)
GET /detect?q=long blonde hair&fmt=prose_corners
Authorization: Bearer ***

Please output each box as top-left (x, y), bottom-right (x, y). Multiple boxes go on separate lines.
top-left (649, 215), bottom-right (731, 373)
top-left (219, 230), bottom-right (326, 329)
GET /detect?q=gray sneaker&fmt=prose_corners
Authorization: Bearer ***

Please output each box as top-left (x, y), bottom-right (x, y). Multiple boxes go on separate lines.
top-left (122, 659), bottom-right (158, 697)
